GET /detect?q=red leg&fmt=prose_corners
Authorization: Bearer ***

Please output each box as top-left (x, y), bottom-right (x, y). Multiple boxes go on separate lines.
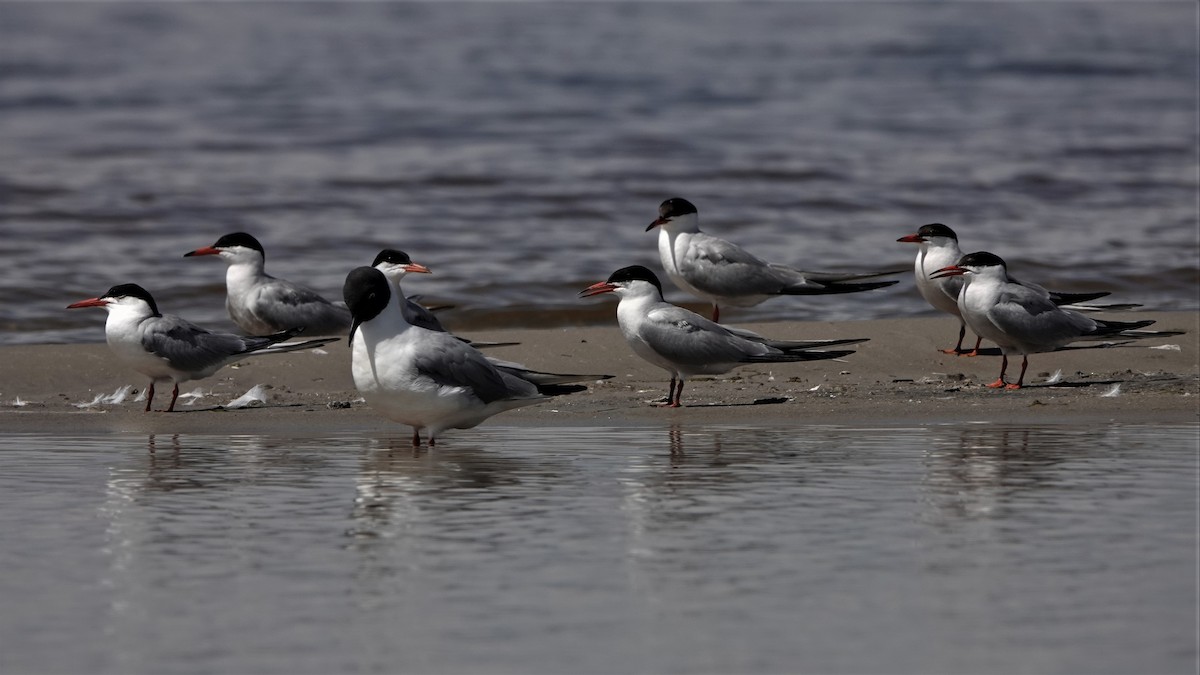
top-left (165, 383), bottom-right (179, 412)
top-left (144, 382), bottom-right (155, 412)
top-left (963, 336), bottom-right (982, 357)
top-left (1005, 356), bottom-right (1028, 390)
top-left (941, 324), bottom-right (967, 354)
top-left (711, 305), bottom-right (720, 323)
top-left (411, 429), bottom-right (421, 447)
top-left (986, 355), bottom-right (1009, 388)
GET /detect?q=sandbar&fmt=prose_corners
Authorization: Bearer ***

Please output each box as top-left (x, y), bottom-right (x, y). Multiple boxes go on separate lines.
top-left (2, 312), bottom-right (1196, 436)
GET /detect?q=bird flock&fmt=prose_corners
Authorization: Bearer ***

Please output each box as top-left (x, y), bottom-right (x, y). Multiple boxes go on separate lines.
top-left (67, 196), bottom-right (1182, 445)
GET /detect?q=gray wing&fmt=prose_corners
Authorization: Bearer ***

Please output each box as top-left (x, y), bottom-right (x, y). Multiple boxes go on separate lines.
top-left (142, 314), bottom-right (246, 373)
top-left (1009, 275), bottom-right (1052, 299)
top-left (683, 233), bottom-right (896, 296)
top-left (401, 298), bottom-right (447, 332)
top-left (638, 305), bottom-right (765, 366)
top-left (412, 335), bottom-right (535, 403)
top-left (1009, 275), bottom-right (1113, 307)
top-left (485, 358), bottom-right (613, 386)
top-left (988, 284), bottom-right (1096, 348)
top-left (721, 325), bottom-right (771, 342)
top-left (680, 233), bottom-right (795, 296)
top-left (933, 274), bottom-right (964, 304)
top-left (254, 277), bottom-right (351, 334)
top-left (719, 324), bottom-right (866, 349)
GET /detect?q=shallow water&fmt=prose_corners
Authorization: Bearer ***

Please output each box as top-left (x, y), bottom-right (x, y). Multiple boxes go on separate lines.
top-left (1, 3), bottom-right (1197, 345)
top-left (0, 423), bottom-right (1195, 674)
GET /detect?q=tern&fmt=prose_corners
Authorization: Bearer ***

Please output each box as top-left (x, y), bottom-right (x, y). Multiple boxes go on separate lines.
top-left (345, 266), bottom-right (600, 446)
top-left (931, 252), bottom-right (1182, 389)
top-left (371, 248), bottom-right (606, 386)
top-left (184, 232), bottom-right (351, 336)
top-left (370, 248), bottom-right (448, 332)
top-left (647, 197), bottom-right (901, 322)
top-left (67, 284), bottom-right (337, 411)
top-left (580, 265), bottom-right (866, 407)
top-left (371, 248), bottom-right (507, 345)
top-left (899, 223), bottom-right (1121, 356)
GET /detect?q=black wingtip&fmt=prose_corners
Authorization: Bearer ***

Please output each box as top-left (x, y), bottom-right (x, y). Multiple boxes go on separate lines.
top-left (781, 279), bottom-right (899, 296)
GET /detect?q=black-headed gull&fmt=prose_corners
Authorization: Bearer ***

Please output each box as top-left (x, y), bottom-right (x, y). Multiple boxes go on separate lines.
top-left (344, 266), bottom-right (601, 446)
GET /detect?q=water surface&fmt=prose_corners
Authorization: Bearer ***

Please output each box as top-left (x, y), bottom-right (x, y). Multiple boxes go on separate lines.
top-left (0, 3), bottom-right (1196, 344)
top-left (1, 423), bottom-right (1195, 674)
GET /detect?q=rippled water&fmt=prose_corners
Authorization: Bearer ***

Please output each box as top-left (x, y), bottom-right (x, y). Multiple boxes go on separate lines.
top-left (1, 3), bottom-right (1197, 345)
top-left (0, 423), bottom-right (1195, 674)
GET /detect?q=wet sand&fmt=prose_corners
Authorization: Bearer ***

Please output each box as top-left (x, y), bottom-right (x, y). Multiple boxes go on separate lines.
top-left (2, 312), bottom-right (1196, 435)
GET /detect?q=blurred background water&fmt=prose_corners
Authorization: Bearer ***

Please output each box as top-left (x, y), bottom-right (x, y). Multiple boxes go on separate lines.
top-left (0, 423), bottom-right (1195, 674)
top-left (0, 2), bottom-right (1196, 345)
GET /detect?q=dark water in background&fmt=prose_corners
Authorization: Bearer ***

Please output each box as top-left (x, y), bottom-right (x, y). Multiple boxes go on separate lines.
top-left (0, 2), bottom-right (1197, 345)
top-left (0, 423), bottom-right (1195, 674)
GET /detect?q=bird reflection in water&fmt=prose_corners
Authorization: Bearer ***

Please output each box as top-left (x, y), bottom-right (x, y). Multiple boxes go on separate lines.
top-left (920, 425), bottom-right (1108, 523)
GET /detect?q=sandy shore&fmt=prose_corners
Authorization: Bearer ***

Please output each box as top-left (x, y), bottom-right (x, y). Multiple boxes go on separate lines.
top-left (2, 312), bottom-right (1196, 435)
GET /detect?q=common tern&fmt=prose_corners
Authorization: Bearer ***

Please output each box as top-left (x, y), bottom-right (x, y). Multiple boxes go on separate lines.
top-left (370, 248), bottom-right (443, 332)
top-left (580, 265), bottom-right (866, 407)
top-left (345, 266), bottom-right (598, 446)
top-left (899, 223), bottom-right (1119, 355)
top-left (931, 252), bottom-right (1182, 389)
top-left (184, 232), bottom-right (351, 336)
top-left (371, 248), bottom-right (509, 347)
top-left (371, 248), bottom-right (604, 385)
top-left (67, 283), bottom-right (337, 411)
top-left (647, 197), bottom-right (901, 322)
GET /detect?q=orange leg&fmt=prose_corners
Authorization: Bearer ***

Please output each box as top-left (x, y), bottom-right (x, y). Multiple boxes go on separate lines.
top-left (940, 324), bottom-right (968, 355)
top-left (963, 336), bottom-right (982, 357)
top-left (986, 355), bottom-right (1009, 388)
top-left (1005, 356), bottom-right (1029, 390)
top-left (941, 326), bottom-right (981, 356)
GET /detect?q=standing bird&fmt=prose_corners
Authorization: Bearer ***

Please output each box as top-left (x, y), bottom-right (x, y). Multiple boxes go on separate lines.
top-left (647, 197), bottom-right (900, 322)
top-left (898, 223), bottom-right (1116, 356)
top-left (580, 265), bottom-right (866, 407)
top-left (345, 266), bottom-right (592, 446)
top-left (67, 284), bottom-right (337, 411)
top-left (370, 248), bottom-right (606, 387)
top-left (184, 232), bottom-right (351, 336)
top-left (931, 252), bottom-right (1182, 389)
